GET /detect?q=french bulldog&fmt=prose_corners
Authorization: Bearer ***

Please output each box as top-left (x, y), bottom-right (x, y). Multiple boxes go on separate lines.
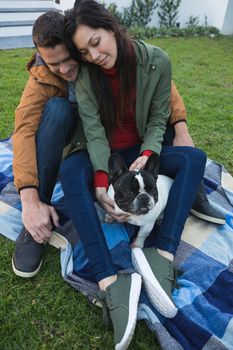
top-left (107, 153), bottom-right (173, 248)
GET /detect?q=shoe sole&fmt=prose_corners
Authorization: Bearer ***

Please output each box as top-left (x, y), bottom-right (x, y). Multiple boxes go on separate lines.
top-left (131, 248), bottom-right (177, 318)
top-left (115, 273), bottom-right (141, 350)
top-left (191, 209), bottom-right (226, 225)
top-left (12, 256), bottom-right (42, 278)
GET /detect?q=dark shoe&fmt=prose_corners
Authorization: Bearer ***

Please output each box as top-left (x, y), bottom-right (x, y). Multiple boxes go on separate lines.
top-left (12, 227), bottom-right (44, 278)
top-left (97, 273), bottom-right (141, 350)
top-left (131, 247), bottom-right (177, 318)
top-left (191, 182), bottom-right (226, 225)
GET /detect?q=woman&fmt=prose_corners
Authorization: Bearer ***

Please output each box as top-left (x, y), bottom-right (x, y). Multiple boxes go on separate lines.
top-left (61, 1), bottom-right (207, 348)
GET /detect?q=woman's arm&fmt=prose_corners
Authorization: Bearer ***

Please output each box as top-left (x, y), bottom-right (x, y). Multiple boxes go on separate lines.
top-left (76, 71), bottom-right (129, 221)
top-left (76, 72), bottom-right (110, 174)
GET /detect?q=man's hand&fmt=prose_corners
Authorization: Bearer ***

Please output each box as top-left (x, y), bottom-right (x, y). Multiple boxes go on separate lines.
top-left (129, 155), bottom-right (148, 171)
top-left (173, 121), bottom-right (195, 147)
top-left (95, 187), bottom-right (129, 222)
top-left (20, 188), bottom-right (59, 243)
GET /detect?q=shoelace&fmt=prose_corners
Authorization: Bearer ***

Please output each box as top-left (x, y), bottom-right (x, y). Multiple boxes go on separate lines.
top-left (193, 184), bottom-right (209, 207)
top-left (23, 232), bottom-right (34, 243)
top-left (16, 229), bottom-right (33, 244)
top-left (89, 290), bottom-right (110, 327)
top-left (172, 267), bottom-right (184, 290)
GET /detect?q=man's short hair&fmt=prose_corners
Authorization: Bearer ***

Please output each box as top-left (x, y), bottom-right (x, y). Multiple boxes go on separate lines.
top-left (32, 11), bottom-right (65, 48)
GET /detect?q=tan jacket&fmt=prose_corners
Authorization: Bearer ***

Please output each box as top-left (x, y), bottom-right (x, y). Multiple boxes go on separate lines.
top-left (12, 54), bottom-right (187, 191)
top-left (13, 54), bottom-right (68, 191)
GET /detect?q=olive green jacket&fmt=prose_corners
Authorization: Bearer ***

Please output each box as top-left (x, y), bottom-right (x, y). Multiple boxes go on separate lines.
top-left (75, 40), bottom-right (171, 173)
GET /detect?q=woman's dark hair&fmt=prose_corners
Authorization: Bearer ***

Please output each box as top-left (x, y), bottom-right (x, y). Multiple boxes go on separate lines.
top-left (65, 0), bottom-right (136, 138)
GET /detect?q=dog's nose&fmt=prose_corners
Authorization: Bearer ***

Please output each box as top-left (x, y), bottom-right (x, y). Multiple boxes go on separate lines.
top-left (138, 193), bottom-right (150, 205)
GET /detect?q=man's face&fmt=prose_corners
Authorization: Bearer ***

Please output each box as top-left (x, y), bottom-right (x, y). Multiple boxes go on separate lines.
top-left (38, 44), bottom-right (79, 81)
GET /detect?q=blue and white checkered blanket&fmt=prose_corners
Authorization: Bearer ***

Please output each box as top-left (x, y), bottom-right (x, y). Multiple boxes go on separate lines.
top-left (1, 137), bottom-right (233, 349)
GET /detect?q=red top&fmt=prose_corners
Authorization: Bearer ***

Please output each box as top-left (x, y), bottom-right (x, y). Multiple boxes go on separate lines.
top-left (103, 66), bottom-right (139, 149)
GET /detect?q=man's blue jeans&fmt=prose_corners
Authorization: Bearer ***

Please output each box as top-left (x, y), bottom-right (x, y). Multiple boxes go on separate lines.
top-left (59, 145), bottom-right (206, 282)
top-left (36, 97), bottom-right (77, 205)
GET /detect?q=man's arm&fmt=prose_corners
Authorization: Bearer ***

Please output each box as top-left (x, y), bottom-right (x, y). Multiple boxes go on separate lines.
top-left (173, 121), bottom-right (194, 147)
top-left (20, 188), bottom-right (59, 243)
top-left (13, 74), bottom-right (61, 241)
top-left (13, 75), bottom-right (60, 190)
top-left (169, 80), bottom-right (195, 147)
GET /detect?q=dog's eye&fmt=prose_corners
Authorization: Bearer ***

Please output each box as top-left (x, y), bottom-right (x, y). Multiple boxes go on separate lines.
top-left (125, 191), bottom-right (132, 196)
top-left (147, 187), bottom-right (157, 195)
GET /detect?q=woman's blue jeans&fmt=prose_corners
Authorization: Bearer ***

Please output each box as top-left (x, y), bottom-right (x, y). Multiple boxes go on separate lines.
top-left (59, 145), bottom-right (206, 282)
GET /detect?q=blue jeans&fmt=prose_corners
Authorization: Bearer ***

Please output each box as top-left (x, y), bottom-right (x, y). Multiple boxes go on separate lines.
top-left (36, 97), bottom-right (77, 205)
top-left (59, 145), bottom-right (206, 282)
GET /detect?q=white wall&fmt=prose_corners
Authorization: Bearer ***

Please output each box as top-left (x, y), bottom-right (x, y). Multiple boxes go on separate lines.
top-left (0, 1), bottom-right (54, 8)
top-left (178, 0), bottom-right (229, 28)
top-left (55, 0), bottom-right (233, 34)
top-left (54, 0), bottom-right (75, 11)
top-left (104, 0), bottom-right (232, 32)
top-left (222, 0), bottom-right (233, 34)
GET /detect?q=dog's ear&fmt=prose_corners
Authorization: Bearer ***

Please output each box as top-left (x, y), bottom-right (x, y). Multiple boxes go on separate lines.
top-left (144, 153), bottom-right (160, 179)
top-left (108, 154), bottom-right (128, 184)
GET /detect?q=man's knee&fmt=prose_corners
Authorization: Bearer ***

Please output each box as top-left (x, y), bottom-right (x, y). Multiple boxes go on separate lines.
top-left (43, 97), bottom-right (74, 126)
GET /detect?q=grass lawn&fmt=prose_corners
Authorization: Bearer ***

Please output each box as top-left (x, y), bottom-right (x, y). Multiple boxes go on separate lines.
top-left (0, 36), bottom-right (233, 350)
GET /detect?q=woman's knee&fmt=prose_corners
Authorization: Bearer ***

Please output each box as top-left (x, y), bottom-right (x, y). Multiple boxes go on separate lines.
top-left (160, 146), bottom-right (206, 176)
top-left (60, 152), bottom-right (93, 185)
top-left (188, 147), bottom-right (207, 169)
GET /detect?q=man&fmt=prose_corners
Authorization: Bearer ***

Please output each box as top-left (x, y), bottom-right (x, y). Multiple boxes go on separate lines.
top-left (12, 11), bottom-right (224, 279)
top-left (12, 11), bottom-right (82, 277)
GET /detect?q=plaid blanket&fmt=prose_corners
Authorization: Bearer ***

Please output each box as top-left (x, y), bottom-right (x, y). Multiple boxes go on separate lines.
top-left (1, 137), bottom-right (233, 350)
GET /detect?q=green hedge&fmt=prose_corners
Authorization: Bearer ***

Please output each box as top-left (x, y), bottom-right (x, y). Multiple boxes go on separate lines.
top-left (129, 25), bottom-right (221, 39)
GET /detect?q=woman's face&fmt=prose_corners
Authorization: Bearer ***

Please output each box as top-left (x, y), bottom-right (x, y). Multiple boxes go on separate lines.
top-left (72, 25), bottom-right (117, 70)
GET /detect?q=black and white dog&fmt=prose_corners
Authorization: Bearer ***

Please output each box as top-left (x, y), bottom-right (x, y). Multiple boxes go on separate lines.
top-left (107, 153), bottom-right (179, 318)
top-left (107, 153), bottom-right (173, 247)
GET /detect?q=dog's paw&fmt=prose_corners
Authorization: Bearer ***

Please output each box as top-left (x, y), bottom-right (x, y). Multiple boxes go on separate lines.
top-left (131, 239), bottom-right (144, 249)
top-left (104, 213), bottom-right (114, 223)
top-left (130, 241), bottom-right (137, 249)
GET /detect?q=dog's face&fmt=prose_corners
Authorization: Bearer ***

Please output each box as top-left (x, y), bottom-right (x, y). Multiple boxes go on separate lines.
top-left (108, 154), bottom-right (160, 215)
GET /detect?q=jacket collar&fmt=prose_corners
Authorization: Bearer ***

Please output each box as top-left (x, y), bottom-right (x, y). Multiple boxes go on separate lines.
top-left (133, 40), bottom-right (157, 73)
top-left (27, 52), bottom-right (68, 95)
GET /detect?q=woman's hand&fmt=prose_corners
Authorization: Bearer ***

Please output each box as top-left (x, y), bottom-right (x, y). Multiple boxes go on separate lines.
top-left (129, 155), bottom-right (148, 171)
top-left (95, 187), bottom-right (129, 222)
